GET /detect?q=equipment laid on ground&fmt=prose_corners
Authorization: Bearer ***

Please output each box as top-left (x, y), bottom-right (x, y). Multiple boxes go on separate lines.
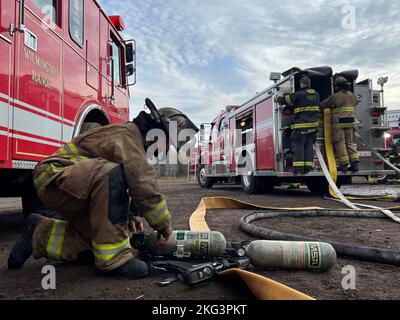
top-left (141, 230), bottom-right (227, 258)
top-left (189, 197), bottom-right (400, 266)
top-left (130, 230), bottom-right (337, 287)
top-left (194, 66), bottom-right (392, 194)
top-left (130, 231), bottom-right (249, 286)
top-left (246, 240), bottom-right (336, 271)
top-left (240, 210), bottom-right (400, 266)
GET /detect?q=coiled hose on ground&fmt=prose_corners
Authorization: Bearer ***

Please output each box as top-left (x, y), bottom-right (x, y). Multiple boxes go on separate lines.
top-left (240, 210), bottom-right (400, 266)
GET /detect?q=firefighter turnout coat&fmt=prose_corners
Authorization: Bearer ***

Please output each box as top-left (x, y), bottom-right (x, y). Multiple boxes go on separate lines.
top-left (277, 87), bottom-right (321, 170)
top-left (321, 89), bottom-right (360, 165)
top-left (32, 122), bottom-right (171, 271)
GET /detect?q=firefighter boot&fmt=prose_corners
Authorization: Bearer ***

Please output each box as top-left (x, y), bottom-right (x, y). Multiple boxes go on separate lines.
top-left (337, 164), bottom-right (349, 173)
top-left (349, 162), bottom-right (360, 173)
top-left (8, 213), bottom-right (44, 269)
top-left (105, 258), bottom-right (149, 280)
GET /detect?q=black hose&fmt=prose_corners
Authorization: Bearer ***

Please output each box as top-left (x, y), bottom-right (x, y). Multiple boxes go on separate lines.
top-left (240, 210), bottom-right (400, 266)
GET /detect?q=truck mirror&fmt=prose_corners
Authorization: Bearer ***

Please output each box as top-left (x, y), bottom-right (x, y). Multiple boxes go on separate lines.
top-left (126, 41), bottom-right (135, 63)
top-left (126, 64), bottom-right (135, 77)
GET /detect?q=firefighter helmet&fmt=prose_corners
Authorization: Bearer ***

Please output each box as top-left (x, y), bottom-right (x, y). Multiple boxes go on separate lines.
top-left (334, 76), bottom-right (351, 87)
top-left (299, 76), bottom-right (311, 88)
top-left (133, 98), bottom-right (198, 152)
top-left (158, 107), bottom-right (199, 151)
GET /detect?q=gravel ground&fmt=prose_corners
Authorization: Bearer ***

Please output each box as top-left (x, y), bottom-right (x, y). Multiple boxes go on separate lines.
top-left (0, 180), bottom-right (399, 300)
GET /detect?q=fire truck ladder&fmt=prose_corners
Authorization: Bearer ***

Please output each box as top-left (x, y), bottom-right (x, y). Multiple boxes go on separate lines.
top-left (187, 152), bottom-right (197, 182)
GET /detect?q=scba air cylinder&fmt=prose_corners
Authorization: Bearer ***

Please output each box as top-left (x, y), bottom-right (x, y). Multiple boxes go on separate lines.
top-left (144, 231), bottom-right (227, 258)
top-left (246, 241), bottom-right (337, 271)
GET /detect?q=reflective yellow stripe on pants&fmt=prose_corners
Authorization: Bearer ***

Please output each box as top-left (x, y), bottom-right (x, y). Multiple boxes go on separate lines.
top-left (92, 238), bottom-right (131, 262)
top-left (333, 123), bottom-right (355, 129)
top-left (291, 122), bottom-right (319, 130)
top-left (293, 162), bottom-right (305, 167)
top-left (46, 220), bottom-right (68, 260)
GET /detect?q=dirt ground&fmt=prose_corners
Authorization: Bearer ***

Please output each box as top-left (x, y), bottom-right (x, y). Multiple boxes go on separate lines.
top-left (0, 180), bottom-right (399, 300)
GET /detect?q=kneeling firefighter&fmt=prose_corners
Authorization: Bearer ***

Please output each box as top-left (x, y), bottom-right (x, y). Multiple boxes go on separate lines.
top-left (8, 99), bottom-right (199, 279)
top-left (321, 76), bottom-right (360, 172)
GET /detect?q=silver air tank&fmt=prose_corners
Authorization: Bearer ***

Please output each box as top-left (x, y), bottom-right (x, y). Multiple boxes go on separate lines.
top-left (246, 241), bottom-right (337, 271)
top-left (144, 231), bottom-right (227, 258)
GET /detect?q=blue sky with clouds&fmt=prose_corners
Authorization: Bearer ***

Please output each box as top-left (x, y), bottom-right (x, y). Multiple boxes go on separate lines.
top-left (98, 0), bottom-right (400, 125)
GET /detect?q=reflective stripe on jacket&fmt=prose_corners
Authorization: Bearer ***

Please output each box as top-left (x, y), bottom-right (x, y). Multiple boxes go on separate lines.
top-left (321, 90), bottom-right (357, 128)
top-left (277, 88), bottom-right (321, 131)
top-left (33, 122), bottom-right (171, 233)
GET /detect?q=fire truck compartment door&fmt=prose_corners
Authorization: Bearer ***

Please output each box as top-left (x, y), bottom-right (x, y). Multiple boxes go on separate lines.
top-left (12, 1), bottom-right (63, 161)
top-left (0, 0), bottom-right (15, 161)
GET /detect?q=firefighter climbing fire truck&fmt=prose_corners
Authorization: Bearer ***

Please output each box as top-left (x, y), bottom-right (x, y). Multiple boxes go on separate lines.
top-left (196, 66), bottom-right (393, 194)
top-left (0, 0), bottom-right (136, 213)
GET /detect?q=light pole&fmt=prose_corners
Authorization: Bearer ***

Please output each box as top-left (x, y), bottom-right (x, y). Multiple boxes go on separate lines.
top-left (377, 77), bottom-right (389, 128)
top-left (377, 76), bottom-right (388, 107)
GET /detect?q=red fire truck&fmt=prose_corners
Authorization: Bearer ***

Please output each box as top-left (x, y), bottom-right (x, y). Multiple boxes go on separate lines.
top-left (0, 0), bottom-right (136, 214)
top-left (196, 66), bottom-right (393, 194)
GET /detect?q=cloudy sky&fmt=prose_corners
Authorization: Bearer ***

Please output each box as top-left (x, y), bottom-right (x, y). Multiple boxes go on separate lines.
top-left (99, 0), bottom-right (400, 125)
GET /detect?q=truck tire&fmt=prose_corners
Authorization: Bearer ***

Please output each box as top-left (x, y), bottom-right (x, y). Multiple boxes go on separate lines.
top-left (197, 165), bottom-right (215, 189)
top-left (80, 122), bottom-right (102, 134)
top-left (376, 175), bottom-right (388, 184)
top-left (305, 177), bottom-right (329, 195)
top-left (241, 175), bottom-right (274, 195)
top-left (305, 177), bottom-right (349, 195)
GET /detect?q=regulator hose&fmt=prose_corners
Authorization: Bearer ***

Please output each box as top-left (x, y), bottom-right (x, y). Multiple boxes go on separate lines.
top-left (240, 210), bottom-right (400, 266)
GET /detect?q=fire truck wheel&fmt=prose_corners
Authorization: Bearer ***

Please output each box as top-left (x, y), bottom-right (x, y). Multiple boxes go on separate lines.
top-left (241, 175), bottom-right (274, 195)
top-left (376, 175), bottom-right (388, 184)
top-left (305, 177), bottom-right (329, 195)
top-left (197, 165), bottom-right (215, 189)
top-left (305, 177), bottom-right (347, 195)
top-left (80, 122), bottom-right (102, 134)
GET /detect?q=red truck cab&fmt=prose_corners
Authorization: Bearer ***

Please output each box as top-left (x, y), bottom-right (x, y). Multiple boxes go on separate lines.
top-left (0, 0), bottom-right (136, 214)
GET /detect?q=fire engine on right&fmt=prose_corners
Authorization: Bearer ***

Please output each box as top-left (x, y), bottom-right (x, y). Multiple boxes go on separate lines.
top-left (195, 66), bottom-right (393, 194)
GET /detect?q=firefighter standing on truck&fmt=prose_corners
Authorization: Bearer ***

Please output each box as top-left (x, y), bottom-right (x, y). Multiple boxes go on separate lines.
top-left (276, 76), bottom-right (321, 174)
top-left (321, 76), bottom-right (360, 172)
top-left (7, 99), bottom-right (198, 279)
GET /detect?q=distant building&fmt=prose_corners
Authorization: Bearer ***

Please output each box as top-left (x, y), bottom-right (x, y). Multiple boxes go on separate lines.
top-left (387, 109), bottom-right (400, 128)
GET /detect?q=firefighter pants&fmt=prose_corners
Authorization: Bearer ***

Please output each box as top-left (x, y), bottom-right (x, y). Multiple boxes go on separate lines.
top-left (32, 159), bottom-right (134, 272)
top-left (332, 127), bottom-right (360, 166)
top-left (291, 130), bottom-right (316, 171)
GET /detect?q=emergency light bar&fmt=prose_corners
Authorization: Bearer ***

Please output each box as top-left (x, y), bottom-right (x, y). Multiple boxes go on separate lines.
top-left (269, 72), bottom-right (281, 83)
top-left (109, 15), bottom-right (125, 31)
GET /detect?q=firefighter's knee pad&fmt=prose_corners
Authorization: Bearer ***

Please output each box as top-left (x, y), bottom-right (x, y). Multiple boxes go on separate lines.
top-left (107, 165), bottom-right (129, 225)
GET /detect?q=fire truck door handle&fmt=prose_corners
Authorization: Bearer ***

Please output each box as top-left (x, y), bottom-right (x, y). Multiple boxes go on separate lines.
top-left (9, 0), bottom-right (25, 37)
top-left (104, 57), bottom-right (115, 103)
top-left (110, 58), bottom-right (115, 103)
